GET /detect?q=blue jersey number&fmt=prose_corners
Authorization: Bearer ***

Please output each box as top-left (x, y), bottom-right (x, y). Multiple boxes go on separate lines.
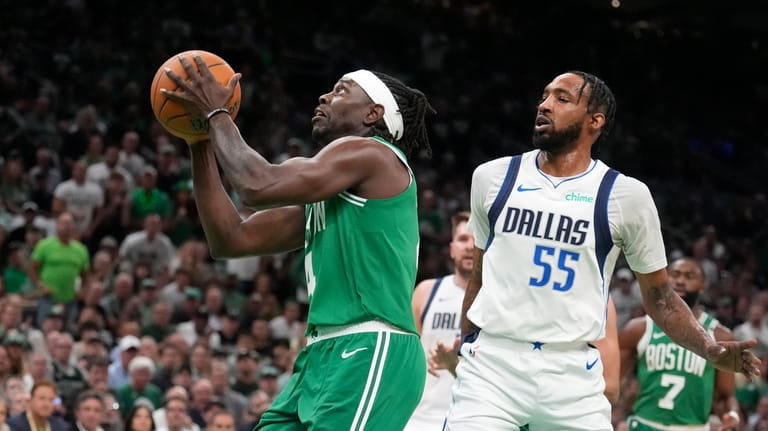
top-left (529, 245), bottom-right (580, 291)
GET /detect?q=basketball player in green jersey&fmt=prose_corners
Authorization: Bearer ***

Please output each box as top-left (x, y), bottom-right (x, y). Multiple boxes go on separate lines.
top-left (163, 58), bottom-right (433, 430)
top-left (619, 258), bottom-right (741, 430)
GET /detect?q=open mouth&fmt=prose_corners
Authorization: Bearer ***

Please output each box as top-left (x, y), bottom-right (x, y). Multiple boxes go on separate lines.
top-left (534, 115), bottom-right (551, 132)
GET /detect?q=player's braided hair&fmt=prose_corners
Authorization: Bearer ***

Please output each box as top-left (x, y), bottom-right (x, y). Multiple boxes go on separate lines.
top-left (370, 71), bottom-right (435, 158)
top-left (568, 70), bottom-right (616, 144)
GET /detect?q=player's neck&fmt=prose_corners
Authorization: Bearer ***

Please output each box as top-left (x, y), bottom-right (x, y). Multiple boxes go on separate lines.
top-left (536, 147), bottom-right (593, 178)
top-left (454, 270), bottom-right (471, 290)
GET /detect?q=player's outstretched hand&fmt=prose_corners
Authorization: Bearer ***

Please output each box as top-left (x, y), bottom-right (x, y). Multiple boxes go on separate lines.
top-left (161, 54), bottom-right (241, 119)
top-left (706, 339), bottom-right (761, 379)
top-left (718, 410), bottom-right (740, 431)
top-left (428, 338), bottom-right (461, 377)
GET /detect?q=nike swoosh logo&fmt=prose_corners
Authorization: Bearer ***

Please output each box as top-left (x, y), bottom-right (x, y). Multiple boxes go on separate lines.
top-left (517, 185), bottom-right (542, 192)
top-left (652, 332), bottom-right (667, 340)
top-left (586, 358), bottom-right (599, 370)
top-left (438, 297), bottom-right (458, 302)
top-left (341, 347), bottom-right (368, 359)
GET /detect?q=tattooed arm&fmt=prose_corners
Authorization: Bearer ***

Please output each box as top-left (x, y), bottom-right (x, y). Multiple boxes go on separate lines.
top-left (636, 268), bottom-right (760, 378)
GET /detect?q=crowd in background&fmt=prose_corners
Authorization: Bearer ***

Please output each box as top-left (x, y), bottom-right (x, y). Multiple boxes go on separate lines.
top-left (0, 0), bottom-right (766, 430)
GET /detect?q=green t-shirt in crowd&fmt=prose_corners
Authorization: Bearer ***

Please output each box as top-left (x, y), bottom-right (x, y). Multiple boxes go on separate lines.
top-left (31, 236), bottom-right (89, 303)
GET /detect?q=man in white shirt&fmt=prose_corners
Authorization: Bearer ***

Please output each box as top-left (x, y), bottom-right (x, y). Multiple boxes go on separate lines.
top-left (53, 160), bottom-right (103, 237)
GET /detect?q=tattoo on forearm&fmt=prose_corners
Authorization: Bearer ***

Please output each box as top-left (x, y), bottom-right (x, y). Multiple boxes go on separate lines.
top-left (648, 284), bottom-right (712, 356)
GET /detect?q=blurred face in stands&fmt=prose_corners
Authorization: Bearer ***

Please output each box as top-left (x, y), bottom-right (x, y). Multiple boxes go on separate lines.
top-left (144, 214), bottom-right (162, 236)
top-left (207, 413), bottom-right (235, 431)
top-left (30, 385), bottom-right (56, 419)
top-left (667, 259), bottom-right (705, 308)
top-left (130, 367), bottom-right (151, 390)
top-left (130, 406), bottom-right (153, 431)
top-left (76, 397), bottom-right (105, 431)
top-left (165, 398), bottom-right (187, 430)
top-left (56, 213), bottom-right (76, 240)
top-left (72, 161), bottom-right (88, 183)
top-left (10, 391), bottom-right (29, 416)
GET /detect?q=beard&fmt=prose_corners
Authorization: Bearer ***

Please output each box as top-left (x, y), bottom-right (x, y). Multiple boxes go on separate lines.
top-left (532, 121), bottom-right (582, 152)
top-left (681, 290), bottom-right (700, 308)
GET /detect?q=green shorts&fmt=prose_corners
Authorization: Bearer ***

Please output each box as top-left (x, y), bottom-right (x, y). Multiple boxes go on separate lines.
top-left (256, 327), bottom-right (426, 431)
top-left (626, 415), bottom-right (709, 431)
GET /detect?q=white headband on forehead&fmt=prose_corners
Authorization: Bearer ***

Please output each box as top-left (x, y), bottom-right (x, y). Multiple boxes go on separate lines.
top-left (342, 69), bottom-right (404, 141)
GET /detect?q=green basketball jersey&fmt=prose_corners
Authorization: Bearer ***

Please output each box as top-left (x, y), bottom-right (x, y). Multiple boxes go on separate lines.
top-left (633, 312), bottom-right (718, 425)
top-left (303, 136), bottom-right (419, 335)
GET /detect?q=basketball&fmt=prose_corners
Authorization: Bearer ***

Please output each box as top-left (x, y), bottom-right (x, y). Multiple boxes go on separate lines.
top-left (150, 50), bottom-right (241, 142)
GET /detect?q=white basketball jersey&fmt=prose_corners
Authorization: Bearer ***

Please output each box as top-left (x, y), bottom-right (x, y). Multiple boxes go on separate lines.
top-left (467, 150), bottom-right (666, 343)
top-left (404, 275), bottom-right (464, 431)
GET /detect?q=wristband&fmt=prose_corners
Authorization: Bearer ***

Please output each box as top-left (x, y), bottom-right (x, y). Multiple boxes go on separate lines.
top-left (726, 410), bottom-right (739, 421)
top-left (206, 107), bottom-right (230, 121)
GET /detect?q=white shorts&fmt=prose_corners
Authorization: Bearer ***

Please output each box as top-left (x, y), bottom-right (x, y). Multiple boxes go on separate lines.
top-left (444, 331), bottom-right (612, 431)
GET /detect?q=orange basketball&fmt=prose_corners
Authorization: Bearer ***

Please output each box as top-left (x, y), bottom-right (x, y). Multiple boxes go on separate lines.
top-left (150, 50), bottom-right (241, 142)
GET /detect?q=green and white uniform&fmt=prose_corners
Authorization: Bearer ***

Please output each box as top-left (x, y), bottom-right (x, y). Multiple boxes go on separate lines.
top-left (257, 137), bottom-right (425, 431)
top-left (628, 313), bottom-right (718, 431)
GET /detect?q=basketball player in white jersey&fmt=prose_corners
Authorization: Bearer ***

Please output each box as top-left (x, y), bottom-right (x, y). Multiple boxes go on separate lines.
top-left (405, 211), bottom-right (473, 431)
top-left (444, 71), bottom-right (760, 431)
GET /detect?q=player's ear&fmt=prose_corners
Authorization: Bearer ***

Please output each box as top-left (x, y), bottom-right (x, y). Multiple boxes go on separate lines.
top-left (364, 104), bottom-right (385, 127)
top-left (590, 112), bottom-right (605, 133)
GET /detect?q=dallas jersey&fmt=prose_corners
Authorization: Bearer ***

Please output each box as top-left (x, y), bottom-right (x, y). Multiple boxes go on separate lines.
top-left (404, 275), bottom-right (464, 431)
top-left (633, 313), bottom-right (718, 426)
top-left (303, 136), bottom-right (419, 335)
top-left (467, 150), bottom-right (667, 343)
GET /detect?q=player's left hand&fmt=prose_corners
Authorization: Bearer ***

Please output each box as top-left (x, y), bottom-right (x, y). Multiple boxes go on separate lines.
top-left (718, 410), bottom-right (739, 430)
top-left (706, 339), bottom-right (761, 380)
top-left (162, 54), bottom-right (241, 119)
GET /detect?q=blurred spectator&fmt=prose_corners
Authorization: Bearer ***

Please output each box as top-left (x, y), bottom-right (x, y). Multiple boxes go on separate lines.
top-left (125, 168), bottom-right (171, 231)
top-left (0, 154), bottom-right (30, 215)
top-left (610, 268), bottom-right (644, 330)
top-left (150, 344), bottom-right (183, 393)
top-left (108, 336), bottom-right (140, 390)
top-left (118, 214), bottom-right (175, 275)
top-left (80, 133), bottom-right (105, 167)
top-left (6, 381), bottom-right (69, 431)
top-left (188, 380), bottom-right (213, 429)
top-left (207, 363), bottom-right (246, 427)
top-left (87, 145), bottom-right (134, 192)
top-left (49, 333), bottom-right (87, 413)
top-left (188, 345), bottom-right (211, 381)
top-left (89, 173), bottom-right (130, 249)
top-left (248, 321), bottom-right (272, 358)
top-left (170, 288), bottom-right (202, 325)
top-left (101, 273), bottom-right (134, 331)
top-left (154, 395), bottom-right (194, 431)
top-left (159, 269), bottom-right (194, 309)
top-left (202, 285), bottom-right (225, 333)
top-left (216, 311), bottom-right (240, 355)
top-left (22, 352), bottom-right (50, 392)
top-left (267, 300), bottom-right (302, 343)
top-left (204, 412), bottom-right (233, 431)
top-left (22, 96), bottom-right (60, 152)
top-left (73, 391), bottom-right (105, 431)
top-left (84, 356), bottom-right (110, 395)
top-left (138, 338), bottom-right (158, 365)
top-left (177, 310), bottom-right (216, 351)
top-left (165, 180), bottom-right (199, 248)
top-left (141, 303), bottom-right (175, 343)
top-left (52, 161), bottom-right (104, 238)
top-left (734, 304), bottom-right (768, 358)
top-left (0, 397), bottom-right (9, 431)
top-left (236, 390), bottom-right (271, 431)
top-left (29, 212), bottom-right (90, 323)
top-left (153, 141), bottom-right (184, 196)
top-left (7, 203), bottom-right (54, 244)
top-left (27, 148), bottom-right (61, 203)
top-left (117, 132), bottom-right (146, 182)
top-left (115, 357), bottom-right (162, 417)
top-left (255, 366), bottom-right (279, 399)
top-left (231, 351), bottom-right (260, 397)
top-left (124, 404), bottom-right (154, 431)
top-left (2, 243), bottom-right (32, 295)
top-left (61, 105), bottom-right (107, 177)
top-left (8, 390), bottom-right (28, 417)
top-left (692, 237), bottom-right (719, 291)
top-left (749, 396), bottom-right (768, 431)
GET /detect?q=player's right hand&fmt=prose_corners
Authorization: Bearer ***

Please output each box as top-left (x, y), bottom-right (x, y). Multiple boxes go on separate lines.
top-left (706, 339), bottom-right (761, 380)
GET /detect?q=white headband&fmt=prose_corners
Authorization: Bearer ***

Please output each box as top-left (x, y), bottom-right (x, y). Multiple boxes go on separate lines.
top-left (343, 70), bottom-right (404, 141)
